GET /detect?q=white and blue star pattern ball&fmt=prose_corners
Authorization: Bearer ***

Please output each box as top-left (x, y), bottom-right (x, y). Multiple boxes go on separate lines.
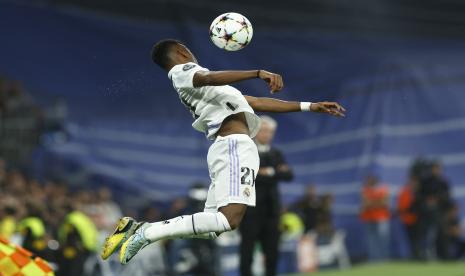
top-left (209, 12), bottom-right (253, 51)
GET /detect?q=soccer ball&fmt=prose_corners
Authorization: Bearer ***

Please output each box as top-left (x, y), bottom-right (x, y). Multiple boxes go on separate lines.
top-left (209, 12), bottom-right (253, 51)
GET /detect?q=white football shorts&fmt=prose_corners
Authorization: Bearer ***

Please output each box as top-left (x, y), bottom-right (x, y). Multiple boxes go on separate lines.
top-left (204, 134), bottom-right (259, 212)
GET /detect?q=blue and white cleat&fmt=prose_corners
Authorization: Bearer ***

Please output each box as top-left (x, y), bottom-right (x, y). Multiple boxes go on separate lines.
top-left (119, 222), bottom-right (151, 264)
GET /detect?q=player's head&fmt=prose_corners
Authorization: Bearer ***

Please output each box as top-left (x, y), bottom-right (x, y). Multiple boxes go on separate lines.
top-left (151, 39), bottom-right (198, 71)
top-left (255, 115), bottom-right (277, 145)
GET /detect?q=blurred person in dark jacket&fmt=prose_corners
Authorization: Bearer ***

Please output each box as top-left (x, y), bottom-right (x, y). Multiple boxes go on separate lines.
top-left (315, 194), bottom-right (334, 238)
top-left (290, 185), bottom-right (320, 233)
top-left (239, 116), bottom-right (293, 276)
top-left (416, 160), bottom-right (451, 260)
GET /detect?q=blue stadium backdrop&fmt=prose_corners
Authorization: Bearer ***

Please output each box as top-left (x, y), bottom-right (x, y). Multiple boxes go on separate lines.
top-left (2, 0), bottom-right (465, 261)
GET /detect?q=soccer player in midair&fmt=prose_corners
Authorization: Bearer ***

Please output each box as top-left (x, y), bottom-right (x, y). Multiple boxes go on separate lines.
top-left (101, 39), bottom-right (346, 264)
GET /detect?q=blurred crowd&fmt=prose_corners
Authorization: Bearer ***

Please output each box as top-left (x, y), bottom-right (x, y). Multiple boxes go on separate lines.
top-left (0, 158), bottom-right (123, 275)
top-left (360, 158), bottom-right (465, 261)
top-left (399, 158), bottom-right (465, 260)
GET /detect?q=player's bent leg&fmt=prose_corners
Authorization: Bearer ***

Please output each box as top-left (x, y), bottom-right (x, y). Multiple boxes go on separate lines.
top-left (101, 217), bottom-right (142, 260)
top-left (218, 203), bottom-right (247, 230)
top-left (119, 210), bottom-right (234, 264)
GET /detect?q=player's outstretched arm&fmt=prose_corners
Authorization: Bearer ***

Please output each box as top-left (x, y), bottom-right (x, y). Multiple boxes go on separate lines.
top-left (245, 96), bottom-right (346, 117)
top-left (193, 70), bottom-right (283, 93)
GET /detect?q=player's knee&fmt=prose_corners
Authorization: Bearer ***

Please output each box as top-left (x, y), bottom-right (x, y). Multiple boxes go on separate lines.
top-left (226, 215), bottom-right (242, 230)
top-left (219, 204), bottom-right (247, 230)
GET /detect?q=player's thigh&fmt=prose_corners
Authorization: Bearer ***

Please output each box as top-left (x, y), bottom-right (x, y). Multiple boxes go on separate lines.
top-left (212, 135), bottom-right (260, 208)
top-left (207, 135), bottom-right (259, 209)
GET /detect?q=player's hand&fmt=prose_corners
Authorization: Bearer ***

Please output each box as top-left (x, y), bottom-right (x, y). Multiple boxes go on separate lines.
top-left (258, 70), bottom-right (283, 93)
top-left (310, 102), bottom-right (346, 117)
top-left (258, 167), bottom-right (275, 176)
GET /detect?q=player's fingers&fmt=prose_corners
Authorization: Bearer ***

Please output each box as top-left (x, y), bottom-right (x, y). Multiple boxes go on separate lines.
top-left (270, 83), bottom-right (277, 93)
top-left (270, 75), bottom-right (279, 93)
top-left (262, 73), bottom-right (271, 83)
top-left (324, 103), bottom-right (342, 114)
top-left (323, 102), bottom-right (337, 108)
top-left (277, 75), bottom-right (284, 90)
top-left (319, 106), bottom-right (331, 114)
top-left (275, 75), bottom-right (282, 91)
top-left (330, 109), bottom-right (345, 117)
top-left (336, 103), bottom-right (346, 112)
top-left (319, 104), bottom-right (342, 117)
top-left (269, 78), bottom-right (275, 92)
top-left (326, 102), bottom-right (346, 112)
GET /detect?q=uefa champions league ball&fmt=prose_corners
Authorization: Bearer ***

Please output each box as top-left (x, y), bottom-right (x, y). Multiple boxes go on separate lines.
top-left (209, 12), bottom-right (253, 51)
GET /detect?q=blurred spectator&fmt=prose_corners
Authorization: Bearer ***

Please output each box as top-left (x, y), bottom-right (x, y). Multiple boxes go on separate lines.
top-left (239, 115), bottom-right (294, 276)
top-left (17, 201), bottom-right (48, 256)
top-left (58, 203), bottom-right (98, 276)
top-left (81, 187), bottom-right (123, 234)
top-left (414, 159), bottom-right (451, 260)
top-left (166, 197), bottom-right (188, 219)
top-left (442, 203), bottom-right (465, 259)
top-left (97, 187), bottom-right (123, 231)
top-left (290, 185), bottom-right (320, 233)
top-left (0, 203), bottom-right (18, 240)
top-left (315, 194), bottom-right (335, 240)
top-left (360, 175), bottom-right (390, 261)
top-left (290, 191), bottom-right (350, 270)
top-left (280, 212), bottom-right (305, 238)
top-left (290, 188), bottom-right (335, 238)
top-left (397, 174), bottom-right (420, 259)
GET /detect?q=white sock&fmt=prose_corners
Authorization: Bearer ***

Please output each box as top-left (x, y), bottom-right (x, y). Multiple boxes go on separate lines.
top-left (143, 212), bottom-right (231, 242)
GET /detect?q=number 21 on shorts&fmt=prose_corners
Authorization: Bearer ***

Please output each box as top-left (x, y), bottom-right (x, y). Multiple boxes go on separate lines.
top-left (241, 167), bottom-right (255, 186)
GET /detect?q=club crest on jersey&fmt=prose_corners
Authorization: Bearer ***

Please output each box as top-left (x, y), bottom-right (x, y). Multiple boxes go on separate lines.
top-left (183, 64), bottom-right (196, 71)
top-left (243, 187), bottom-right (251, 197)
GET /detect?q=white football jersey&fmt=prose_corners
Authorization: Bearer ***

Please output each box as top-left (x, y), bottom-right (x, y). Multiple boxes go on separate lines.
top-left (168, 62), bottom-right (261, 140)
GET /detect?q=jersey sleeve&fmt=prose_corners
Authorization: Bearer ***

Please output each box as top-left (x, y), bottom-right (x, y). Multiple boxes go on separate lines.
top-left (170, 63), bottom-right (207, 89)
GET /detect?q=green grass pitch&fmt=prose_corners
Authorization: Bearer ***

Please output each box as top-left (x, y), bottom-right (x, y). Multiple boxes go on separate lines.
top-left (286, 262), bottom-right (465, 276)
